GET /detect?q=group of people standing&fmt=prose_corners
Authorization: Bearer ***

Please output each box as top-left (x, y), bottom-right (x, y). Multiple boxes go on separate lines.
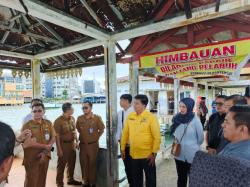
top-left (54, 101), bottom-right (105, 187)
top-left (0, 94), bottom-right (162, 187)
top-left (170, 87), bottom-right (250, 187)
top-left (0, 99), bottom-right (104, 187)
top-left (1, 87), bottom-right (250, 187)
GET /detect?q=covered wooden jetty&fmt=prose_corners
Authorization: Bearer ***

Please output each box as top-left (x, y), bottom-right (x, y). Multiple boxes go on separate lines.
top-left (1, 0), bottom-right (250, 186)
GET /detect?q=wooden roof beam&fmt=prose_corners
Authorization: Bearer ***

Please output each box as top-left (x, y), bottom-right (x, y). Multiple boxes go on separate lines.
top-left (227, 14), bottom-right (250, 24)
top-left (184, 0), bottom-right (192, 19)
top-left (0, 50), bottom-right (33, 59)
top-left (45, 58), bottom-right (103, 72)
top-left (34, 18), bottom-right (64, 43)
top-left (129, 35), bottom-right (150, 54)
top-left (138, 29), bottom-right (179, 54)
top-left (79, 0), bottom-right (103, 27)
top-left (206, 20), bottom-right (250, 33)
top-left (0, 61), bottom-right (30, 70)
top-left (0, 9), bottom-right (20, 44)
top-left (34, 39), bottom-right (103, 59)
top-left (187, 25), bottom-right (194, 46)
top-left (214, 80), bottom-right (250, 87)
top-left (0, 22), bottom-right (15, 44)
top-left (0, 24), bottom-right (63, 45)
top-left (215, 0), bottom-right (221, 12)
top-left (154, 0), bottom-right (175, 21)
top-left (119, 29), bottom-right (179, 64)
top-left (79, 0), bottom-right (124, 54)
top-left (129, 0), bottom-right (174, 54)
top-left (111, 0), bottom-right (250, 41)
top-left (0, 0), bottom-right (110, 41)
top-left (73, 52), bottom-right (86, 62)
top-left (194, 27), bottom-right (225, 42)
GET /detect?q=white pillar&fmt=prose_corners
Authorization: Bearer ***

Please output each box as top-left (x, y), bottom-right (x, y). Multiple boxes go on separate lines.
top-left (205, 83), bottom-right (209, 106)
top-left (212, 86), bottom-right (216, 100)
top-left (193, 82), bottom-right (198, 100)
top-left (31, 59), bottom-right (41, 98)
top-left (104, 41), bottom-right (118, 187)
top-left (174, 79), bottom-right (180, 114)
top-left (129, 61), bottom-right (139, 97)
top-left (158, 90), bottom-right (168, 116)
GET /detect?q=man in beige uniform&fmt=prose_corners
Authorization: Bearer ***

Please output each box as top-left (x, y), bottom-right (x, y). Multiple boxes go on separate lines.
top-left (54, 103), bottom-right (82, 187)
top-left (76, 101), bottom-right (105, 187)
top-left (21, 103), bottom-right (55, 187)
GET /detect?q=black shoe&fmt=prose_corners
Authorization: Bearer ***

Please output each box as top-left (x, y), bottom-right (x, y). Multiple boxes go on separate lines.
top-left (67, 180), bottom-right (82, 185)
top-left (81, 184), bottom-right (90, 187)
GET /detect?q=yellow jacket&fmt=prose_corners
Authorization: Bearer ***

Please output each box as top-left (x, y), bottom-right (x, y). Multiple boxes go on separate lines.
top-left (121, 110), bottom-right (161, 159)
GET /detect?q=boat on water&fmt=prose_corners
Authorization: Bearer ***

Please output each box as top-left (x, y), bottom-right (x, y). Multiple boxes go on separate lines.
top-left (44, 103), bottom-right (61, 110)
top-left (81, 94), bottom-right (106, 104)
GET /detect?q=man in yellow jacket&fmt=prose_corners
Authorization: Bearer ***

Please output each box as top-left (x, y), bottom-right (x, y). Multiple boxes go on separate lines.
top-left (121, 94), bottom-right (161, 187)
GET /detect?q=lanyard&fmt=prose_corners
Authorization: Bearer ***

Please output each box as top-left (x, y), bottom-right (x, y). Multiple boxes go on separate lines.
top-left (122, 111), bottom-right (124, 128)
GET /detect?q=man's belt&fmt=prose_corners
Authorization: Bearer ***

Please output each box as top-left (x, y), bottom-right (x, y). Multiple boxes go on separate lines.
top-left (62, 140), bottom-right (74, 143)
top-left (80, 141), bottom-right (97, 145)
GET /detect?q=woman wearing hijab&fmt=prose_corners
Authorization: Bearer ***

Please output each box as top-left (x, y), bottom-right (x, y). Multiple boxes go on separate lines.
top-left (171, 98), bottom-right (204, 187)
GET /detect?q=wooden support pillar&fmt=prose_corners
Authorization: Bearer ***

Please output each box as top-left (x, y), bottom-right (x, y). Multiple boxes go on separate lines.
top-left (31, 59), bottom-right (41, 98)
top-left (193, 82), bottom-right (198, 100)
top-left (104, 41), bottom-right (118, 187)
top-left (205, 83), bottom-right (209, 106)
top-left (212, 86), bottom-right (216, 99)
top-left (174, 79), bottom-right (180, 114)
top-left (129, 61), bottom-right (139, 97)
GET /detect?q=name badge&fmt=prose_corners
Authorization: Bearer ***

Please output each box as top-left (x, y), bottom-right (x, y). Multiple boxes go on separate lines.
top-left (45, 132), bottom-right (50, 141)
top-left (89, 128), bottom-right (94, 134)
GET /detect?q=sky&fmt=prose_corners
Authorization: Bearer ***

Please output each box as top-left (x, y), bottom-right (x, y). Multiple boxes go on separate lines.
top-left (81, 63), bottom-right (129, 89)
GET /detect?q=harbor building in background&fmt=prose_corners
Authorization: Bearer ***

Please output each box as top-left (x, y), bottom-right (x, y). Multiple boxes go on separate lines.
top-left (82, 79), bottom-right (102, 94)
top-left (0, 76), bottom-right (24, 105)
top-left (42, 75), bottom-right (81, 99)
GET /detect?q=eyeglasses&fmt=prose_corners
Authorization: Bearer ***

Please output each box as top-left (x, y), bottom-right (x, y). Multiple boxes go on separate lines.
top-left (32, 109), bottom-right (43, 113)
top-left (215, 102), bottom-right (224, 106)
top-left (82, 107), bottom-right (89, 110)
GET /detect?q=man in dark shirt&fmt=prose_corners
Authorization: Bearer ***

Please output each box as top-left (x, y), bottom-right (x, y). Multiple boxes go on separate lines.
top-left (206, 95), bottom-right (227, 154)
top-left (216, 95), bottom-right (247, 153)
top-left (245, 86), bottom-right (250, 105)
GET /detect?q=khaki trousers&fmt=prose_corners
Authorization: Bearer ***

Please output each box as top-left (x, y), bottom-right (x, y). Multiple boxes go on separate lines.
top-left (24, 157), bottom-right (49, 187)
top-left (56, 142), bottom-right (76, 186)
top-left (79, 142), bottom-right (99, 184)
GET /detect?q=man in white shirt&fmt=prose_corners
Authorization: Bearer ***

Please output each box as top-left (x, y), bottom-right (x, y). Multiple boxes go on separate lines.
top-left (116, 94), bottom-right (134, 187)
top-left (23, 98), bottom-right (46, 124)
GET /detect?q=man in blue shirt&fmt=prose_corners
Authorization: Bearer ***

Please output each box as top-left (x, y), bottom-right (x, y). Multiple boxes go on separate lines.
top-left (219, 105), bottom-right (250, 161)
